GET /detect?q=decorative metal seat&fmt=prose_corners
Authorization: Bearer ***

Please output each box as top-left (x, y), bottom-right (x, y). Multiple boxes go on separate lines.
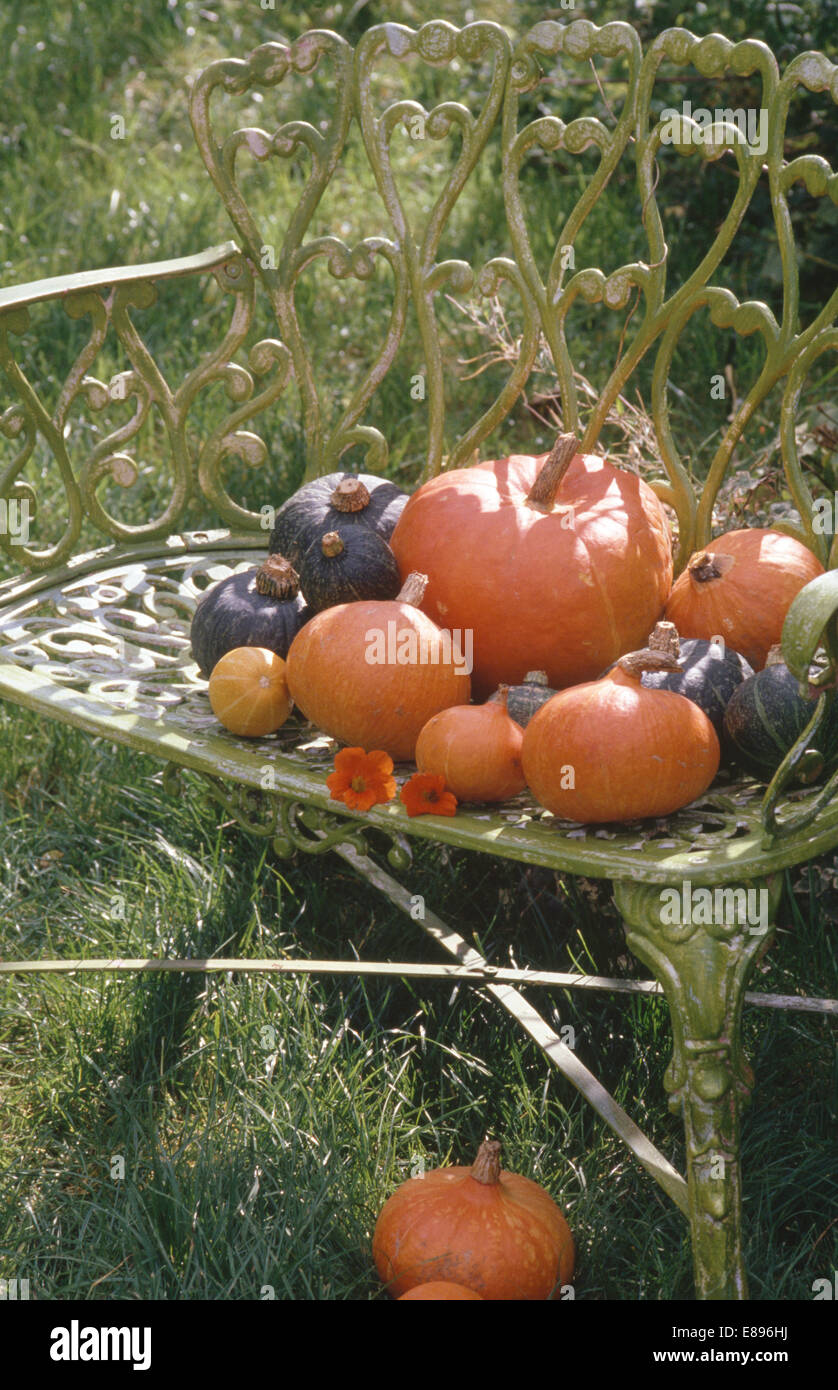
top-left (3, 536), bottom-right (837, 874)
top-left (2, 19), bottom-right (837, 1300)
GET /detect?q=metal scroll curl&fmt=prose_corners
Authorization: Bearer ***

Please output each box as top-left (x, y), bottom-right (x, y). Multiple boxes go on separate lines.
top-left (164, 765), bottom-right (412, 871)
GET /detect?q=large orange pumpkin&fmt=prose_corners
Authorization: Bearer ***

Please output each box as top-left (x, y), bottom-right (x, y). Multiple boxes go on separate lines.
top-left (389, 433), bottom-right (672, 698)
top-left (373, 1140), bottom-right (575, 1300)
top-left (664, 528), bottom-right (823, 670)
top-left (397, 1282), bottom-right (484, 1300)
top-left (286, 573), bottom-right (470, 760)
top-left (522, 640), bottom-right (720, 822)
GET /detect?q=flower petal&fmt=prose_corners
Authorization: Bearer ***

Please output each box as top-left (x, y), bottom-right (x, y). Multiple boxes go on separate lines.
top-left (400, 772), bottom-right (457, 817)
top-left (326, 770), bottom-right (350, 798)
top-left (343, 786), bottom-right (379, 812)
top-left (366, 748), bottom-right (395, 777)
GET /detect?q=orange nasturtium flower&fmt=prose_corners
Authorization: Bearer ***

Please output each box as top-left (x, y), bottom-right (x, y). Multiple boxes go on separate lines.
top-left (400, 772), bottom-right (458, 818)
top-left (326, 747), bottom-right (397, 812)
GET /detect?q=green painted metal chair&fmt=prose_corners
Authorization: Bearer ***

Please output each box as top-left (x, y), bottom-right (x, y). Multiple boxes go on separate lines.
top-left (1, 19), bottom-right (837, 1299)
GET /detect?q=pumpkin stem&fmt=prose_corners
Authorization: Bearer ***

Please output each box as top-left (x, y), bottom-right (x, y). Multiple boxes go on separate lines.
top-left (397, 571), bottom-right (429, 606)
top-left (495, 683), bottom-right (511, 714)
top-left (255, 554), bottom-right (300, 599)
top-left (321, 530), bottom-right (345, 558)
top-left (525, 433), bottom-right (579, 513)
top-left (523, 670), bottom-right (549, 686)
top-left (687, 550), bottom-right (736, 583)
top-left (330, 476), bottom-right (371, 513)
top-left (647, 621), bottom-right (680, 657)
top-left (469, 1140), bottom-right (502, 1185)
top-left (617, 646), bottom-right (682, 680)
top-left (765, 644), bottom-right (786, 667)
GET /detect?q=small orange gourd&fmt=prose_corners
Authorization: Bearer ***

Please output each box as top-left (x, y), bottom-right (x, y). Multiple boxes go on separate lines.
top-left (664, 528), bottom-right (823, 670)
top-left (522, 638), bottom-right (720, 822)
top-left (208, 646), bottom-right (292, 737)
top-left (373, 1139), bottom-right (575, 1301)
top-left (397, 1282), bottom-right (484, 1301)
top-left (415, 687), bottom-right (526, 803)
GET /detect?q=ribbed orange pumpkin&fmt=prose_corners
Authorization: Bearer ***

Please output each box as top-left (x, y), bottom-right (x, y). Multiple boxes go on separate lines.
top-left (286, 573), bottom-right (470, 760)
top-left (208, 646), bottom-right (293, 737)
top-left (389, 433), bottom-right (672, 699)
top-left (415, 686), bottom-right (525, 803)
top-left (664, 528), bottom-right (823, 670)
top-left (397, 1282), bottom-right (484, 1300)
top-left (522, 643), bottom-right (720, 822)
top-left (373, 1140), bottom-right (575, 1300)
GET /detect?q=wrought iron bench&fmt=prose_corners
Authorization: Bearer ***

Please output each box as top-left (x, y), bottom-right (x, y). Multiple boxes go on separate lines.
top-left (2, 18), bottom-right (837, 1301)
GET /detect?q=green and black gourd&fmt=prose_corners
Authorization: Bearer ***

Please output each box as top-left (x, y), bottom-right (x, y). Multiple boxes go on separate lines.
top-left (190, 555), bottom-right (308, 679)
top-left (723, 647), bottom-right (838, 783)
top-left (487, 671), bottom-right (558, 727)
top-left (600, 627), bottom-right (751, 740)
top-left (637, 636), bottom-right (753, 737)
top-left (269, 473), bottom-right (407, 569)
top-left (299, 526), bottom-right (402, 614)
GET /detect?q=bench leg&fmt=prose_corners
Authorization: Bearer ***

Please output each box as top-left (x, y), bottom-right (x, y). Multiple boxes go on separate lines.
top-left (613, 876), bottom-right (782, 1301)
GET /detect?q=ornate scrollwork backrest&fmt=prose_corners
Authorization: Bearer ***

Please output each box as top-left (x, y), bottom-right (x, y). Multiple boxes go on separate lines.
top-left (1, 18), bottom-right (837, 573)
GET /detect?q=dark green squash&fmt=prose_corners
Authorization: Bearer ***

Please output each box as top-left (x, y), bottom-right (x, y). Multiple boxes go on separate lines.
top-left (637, 636), bottom-right (753, 737)
top-left (722, 648), bottom-right (838, 784)
top-left (486, 670), bottom-right (557, 727)
top-left (190, 555), bottom-right (309, 679)
top-left (600, 623), bottom-right (752, 740)
top-left (299, 526), bottom-right (401, 614)
top-left (268, 472), bottom-right (408, 569)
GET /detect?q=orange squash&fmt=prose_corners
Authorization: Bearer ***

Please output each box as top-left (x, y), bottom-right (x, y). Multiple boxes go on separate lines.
top-left (664, 528), bottom-right (823, 670)
top-left (286, 573), bottom-right (470, 760)
top-left (373, 1140), bottom-right (574, 1300)
top-left (208, 646), bottom-right (292, 737)
top-left (397, 1282), bottom-right (484, 1300)
top-left (389, 433), bottom-right (672, 699)
top-left (415, 686), bottom-right (526, 802)
top-left (522, 641), bottom-right (720, 822)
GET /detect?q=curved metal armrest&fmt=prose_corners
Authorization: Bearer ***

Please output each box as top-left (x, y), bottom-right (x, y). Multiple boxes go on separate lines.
top-left (761, 570), bottom-right (838, 839)
top-left (0, 241), bottom-right (240, 313)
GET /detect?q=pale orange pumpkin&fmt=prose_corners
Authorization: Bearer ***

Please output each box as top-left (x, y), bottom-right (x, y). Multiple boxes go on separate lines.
top-left (397, 1282), bottom-right (484, 1300)
top-left (522, 642), bottom-right (720, 822)
top-left (664, 528), bottom-right (823, 670)
top-left (415, 686), bottom-right (526, 802)
top-left (389, 433), bottom-right (672, 698)
top-left (286, 573), bottom-right (470, 760)
top-left (208, 646), bottom-right (292, 737)
top-left (373, 1140), bottom-right (575, 1300)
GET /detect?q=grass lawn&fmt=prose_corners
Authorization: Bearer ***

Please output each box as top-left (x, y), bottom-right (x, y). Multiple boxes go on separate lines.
top-left (1, 714), bottom-right (835, 1299)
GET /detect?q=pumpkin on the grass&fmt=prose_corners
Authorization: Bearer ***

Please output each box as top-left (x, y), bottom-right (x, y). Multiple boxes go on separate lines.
top-left (373, 1140), bottom-right (574, 1300)
top-left (415, 686), bottom-right (526, 803)
top-left (286, 573), bottom-right (470, 761)
top-left (397, 1282), bottom-right (484, 1301)
top-left (208, 646), bottom-right (292, 737)
top-left (389, 432), bottom-right (673, 698)
top-left (664, 528), bottom-right (823, 671)
top-left (522, 642), bottom-right (720, 823)
top-left (190, 555), bottom-right (308, 679)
